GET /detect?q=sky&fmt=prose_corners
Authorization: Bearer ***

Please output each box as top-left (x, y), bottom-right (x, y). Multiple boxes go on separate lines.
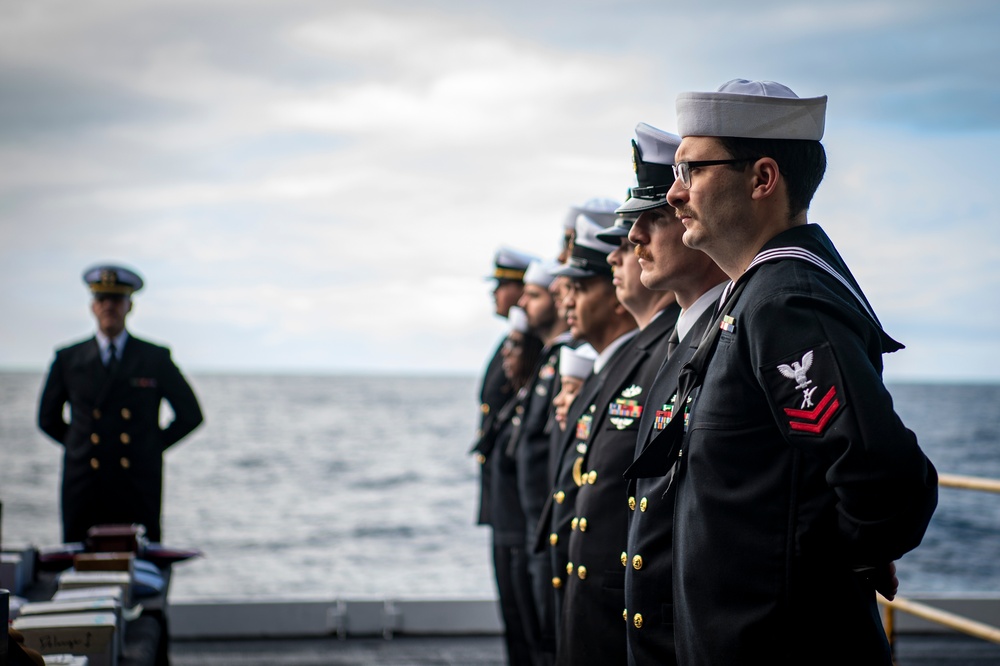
top-left (1, 0), bottom-right (998, 382)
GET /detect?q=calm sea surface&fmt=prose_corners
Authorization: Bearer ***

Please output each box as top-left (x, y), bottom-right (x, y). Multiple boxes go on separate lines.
top-left (1, 371), bottom-right (998, 602)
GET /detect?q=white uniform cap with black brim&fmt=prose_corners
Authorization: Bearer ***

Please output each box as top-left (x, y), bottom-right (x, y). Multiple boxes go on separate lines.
top-left (616, 123), bottom-right (682, 215)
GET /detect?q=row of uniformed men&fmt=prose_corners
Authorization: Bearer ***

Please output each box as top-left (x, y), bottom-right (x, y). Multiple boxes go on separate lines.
top-left (473, 78), bottom-right (938, 666)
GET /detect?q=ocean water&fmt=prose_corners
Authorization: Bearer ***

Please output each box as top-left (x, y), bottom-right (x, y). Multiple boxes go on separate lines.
top-left (1, 372), bottom-right (998, 602)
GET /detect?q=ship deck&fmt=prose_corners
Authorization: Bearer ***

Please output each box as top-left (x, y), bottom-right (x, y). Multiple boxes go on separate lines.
top-left (167, 633), bottom-right (1000, 665)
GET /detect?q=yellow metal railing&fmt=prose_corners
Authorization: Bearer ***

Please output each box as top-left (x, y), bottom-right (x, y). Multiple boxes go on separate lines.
top-left (879, 472), bottom-right (1000, 659)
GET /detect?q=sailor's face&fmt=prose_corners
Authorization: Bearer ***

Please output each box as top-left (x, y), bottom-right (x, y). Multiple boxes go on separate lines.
top-left (501, 331), bottom-right (525, 380)
top-left (563, 276), bottom-right (617, 344)
top-left (493, 280), bottom-right (523, 317)
top-left (667, 136), bottom-right (750, 256)
top-left (91, 294), bottom-right (131, 337)
top-left (608, 237), bottom-right (644, 310)
top-left (629, 206), bottom-right (688, 292)
top-left (553, 375), bottom-right (584, 430)
top-left (518, 284), bottom-right (557, 334)
top-left (550, 276), bottom-right (571, 322)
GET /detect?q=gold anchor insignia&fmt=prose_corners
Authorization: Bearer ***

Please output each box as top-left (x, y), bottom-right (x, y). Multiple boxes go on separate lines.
top-left (572, 457), bottom-right (585, 487)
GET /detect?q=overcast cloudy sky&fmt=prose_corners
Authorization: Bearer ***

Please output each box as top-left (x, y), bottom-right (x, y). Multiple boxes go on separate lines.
top-left (2, 0), bottom-right (998, 381)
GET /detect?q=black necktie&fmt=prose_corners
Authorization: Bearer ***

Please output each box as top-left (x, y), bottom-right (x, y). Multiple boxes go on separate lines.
top-left (107, 342), bottom-right (118, 374)
top-left (625, 279), bottom-right (748, 479)
top-left (666, 326), bottom-right (680, 359)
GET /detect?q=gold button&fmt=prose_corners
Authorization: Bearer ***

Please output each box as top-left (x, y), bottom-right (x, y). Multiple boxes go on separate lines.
top-left (628, 496), bottom-right (636, 511)
top-left (577, 565), bottom-right (587, 580)
top-left (120, 457), bottom-right (130, 469)
top-left (621, 552), bottom-right (627, 567)
top-left (549, 533), bottom-right (558, 546)
top-left (552, 577), bottom-right (562, 589)
top-left (566, 562), bottom-right (574, 575)
top-left (632, 554), bottom-right (643, 570)
top-left (90, 458), bottom-right (100, 470)
top-left (639, 497), bottom-right (648, 512)
top-left (120, 433), bottom-right (131, 444)
top-left (480, 403), bottom-right (489, 414)
top-left (121, 408), bottom-right (131, 420)
top-left (633, 613), bottom-right (643, 629)
top-left (554, 491), bottom-right (565, 504)
top-left (90, 433), bottom-right (100, 445)
top-left (571, 517), bottom-right (579, 531)
top-left (623, 608), bottom-right (628, 622)
top-left (92, 409), bottom-right (101, 419)
top-left (588, 470), bottom-right (597, 484)
top-left (515, 405), bottom-right (524, 415)
top-left (579, 518), bottom-right (588, 532)
top-left (475, 453), bottom-right (486, 464)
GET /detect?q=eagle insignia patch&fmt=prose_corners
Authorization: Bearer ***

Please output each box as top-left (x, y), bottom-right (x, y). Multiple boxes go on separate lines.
top-left (764, 344), bottom-right (844, 437)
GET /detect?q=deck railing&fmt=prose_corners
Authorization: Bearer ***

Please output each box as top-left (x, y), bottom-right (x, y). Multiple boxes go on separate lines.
top-left (879, 472), bottom-right (1000, 656)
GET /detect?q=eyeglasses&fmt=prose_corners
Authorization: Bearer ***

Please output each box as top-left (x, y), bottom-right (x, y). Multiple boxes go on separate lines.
top-left (671, 158), bottom-right (756, 189)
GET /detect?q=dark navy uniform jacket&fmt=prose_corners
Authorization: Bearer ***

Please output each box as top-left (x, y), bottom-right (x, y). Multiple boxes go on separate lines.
top-left (558, 305), bottom-right (679, 666)
top-left (539, 336), bottom-right (632, 626)
top-left (623, 303), bottom-right (718, 666)
top-left (38, 334), bottom-right (203, 543)
top-left (471, 339), bottom-right (512, 527)
top-left (670, 225), bottom-right (938, 665)
top-left (513, 336), bottom-right (575, 549)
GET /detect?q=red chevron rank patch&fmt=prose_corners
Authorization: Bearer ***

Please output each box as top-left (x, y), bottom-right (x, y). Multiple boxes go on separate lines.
top-left (763, 342), bottom-right (846, 438)
top-left (783, 386), bottom-right (840, 434)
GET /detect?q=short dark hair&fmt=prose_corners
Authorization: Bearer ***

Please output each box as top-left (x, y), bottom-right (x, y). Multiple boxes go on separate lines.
top-left (717, 137), bottom-right (827, 218)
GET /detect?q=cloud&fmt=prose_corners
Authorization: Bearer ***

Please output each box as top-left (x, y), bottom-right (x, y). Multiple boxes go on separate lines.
top-left (1, 0), bottom-right (998, 380)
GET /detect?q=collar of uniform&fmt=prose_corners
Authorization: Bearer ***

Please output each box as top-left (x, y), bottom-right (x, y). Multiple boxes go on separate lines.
top-left (743, 224), bottom-right (903, 353)
top-left (593, 328), bottom-right (638, 374)
top-left (676, 282), bottom-right (728, 342)
top-left (95, 329), bottom-right (130, 361)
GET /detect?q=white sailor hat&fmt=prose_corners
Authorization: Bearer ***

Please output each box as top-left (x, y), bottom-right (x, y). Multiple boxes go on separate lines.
top-left (523, 260), bottom-right (561, 288)
top-left (83, 264), bottom-right (144, 296)
top-left (507, 306), bottom-right (530, 333)
top-left (616, 123), bottom-right (682, 215)
top-left (559, 343), bottom-right (597, 379)
top-left (488, 247), bottom-right (538, 282)
top-left (553, 214), bottom-right (619, 278)
top-left (676, 79), bottom-right (827, 141)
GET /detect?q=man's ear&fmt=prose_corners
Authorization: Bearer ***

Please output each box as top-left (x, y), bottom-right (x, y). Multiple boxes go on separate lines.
top-left (751, 157), bottom-right (781, 201)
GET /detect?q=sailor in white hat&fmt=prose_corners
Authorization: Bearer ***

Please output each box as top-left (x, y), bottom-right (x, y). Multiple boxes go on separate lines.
top-left (658, 80), bottom-right (937, 665)
top-left (37, 263), bottom-right (203, 544)
top-left (551, 344), bottom-right (597, 432)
